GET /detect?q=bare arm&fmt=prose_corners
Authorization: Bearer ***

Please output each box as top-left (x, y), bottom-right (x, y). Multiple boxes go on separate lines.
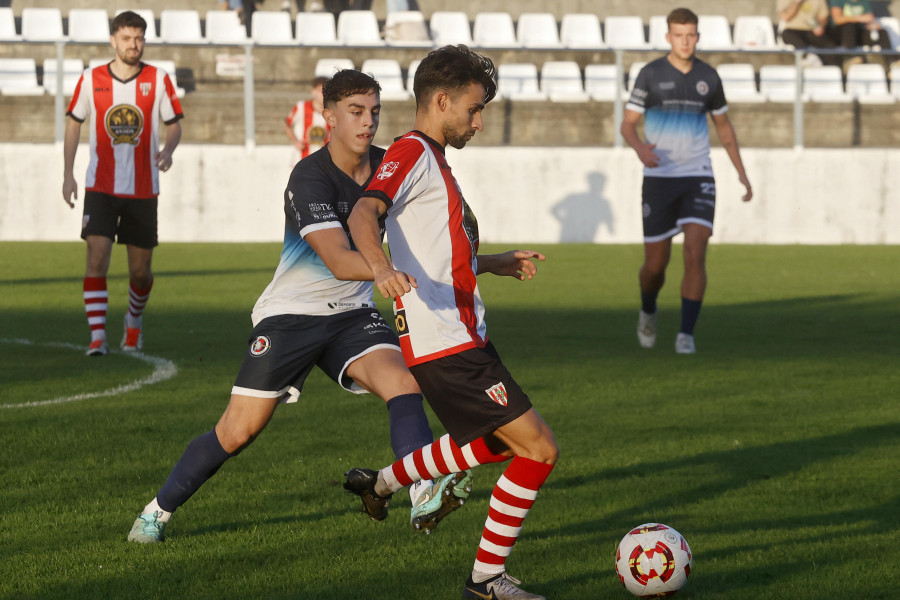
top-left (621, 109), bottom-right (660, 168)
top-left (155, 121), bottom-right (182, 172)
top-left (476, 250), bottom-right (545, 280)
top-left (284, 120), bottom-right (307, 152)
top-left (779, 0), bottom-right (804, 23)
top-left (711, 112), bottom-right (753, 202)
top-left (304, 227), bottom-right (376, 281)
top-left (830, 6), bottom-right (874, 25)
top-left (62, 117), bottom-right (82, 208)
top-left (347, 196), bottom-right (417, 298)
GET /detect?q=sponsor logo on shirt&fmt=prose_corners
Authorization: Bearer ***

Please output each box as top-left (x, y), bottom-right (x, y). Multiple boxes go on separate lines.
top-left (485, 382), bottom-right (509, 407)
top-left (376, 161), bottom-right (399, 180)
top-left (659, 82), bottom-right (676, 90)
top-left (249, 335), bottom-right (272, 356)
top-left (394, 308), bottom-right (409, 337)
top-left (140, 82), bottom-right (152, 96)
top-left (696, 81), bottom-right (709, 95)
top-left (105, 104), bottom-right (143, 146)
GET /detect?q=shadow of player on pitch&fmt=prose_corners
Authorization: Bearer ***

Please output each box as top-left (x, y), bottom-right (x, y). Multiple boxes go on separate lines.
top-left (550, 171), bottom-right (615, 242)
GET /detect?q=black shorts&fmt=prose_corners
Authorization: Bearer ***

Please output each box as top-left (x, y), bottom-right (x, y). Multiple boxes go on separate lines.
top-left (410, 342), bottom-right (532, 447)
top-left (232, 309), bottom-right (401, 403)
top-left (81, 190), bottom-right (158, 249)
top-left (642, 176), bottom-right (716, 243)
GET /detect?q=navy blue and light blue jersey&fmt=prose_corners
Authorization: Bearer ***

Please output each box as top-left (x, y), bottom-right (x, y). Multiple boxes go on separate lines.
top-left (626, 57), bottom-right (728, 178)
top-left (251, 145), bottom-right (386, 325)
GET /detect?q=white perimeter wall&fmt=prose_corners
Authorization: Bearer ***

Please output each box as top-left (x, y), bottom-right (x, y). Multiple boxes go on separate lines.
top-left (1, 144), bottom-right (898, 245)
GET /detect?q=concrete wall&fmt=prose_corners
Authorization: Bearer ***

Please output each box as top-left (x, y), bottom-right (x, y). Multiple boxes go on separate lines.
top-left (2, 143), bottom-right (897, 245)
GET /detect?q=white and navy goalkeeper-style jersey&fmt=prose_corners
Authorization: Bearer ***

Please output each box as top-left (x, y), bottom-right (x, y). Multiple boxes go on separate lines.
top-left (626, 57), bottom-right (728, 178)
top-left (250, 145), bottom-right (386, 326)
top-left (361, 130), bottom-right (487, 367)
top-left (67, 62), bottom-right (183, 198)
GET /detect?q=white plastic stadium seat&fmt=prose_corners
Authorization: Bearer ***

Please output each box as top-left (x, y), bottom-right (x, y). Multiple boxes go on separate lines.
top-left (540, 61), bottom-right (589, 102)
top-left (21, 8), bottom-right (65, 42)
top-left (716, 63), bottom-right (765, 103)
top-left (697, 15), bottom-right (734, 50)
top-left (473, 12), bottom-right (518, 48)
top-left (879, 17), bottom-right (900, 50)
top-left (648, 15), bottom-right (669, 50)
top-left (429, 11), bottom-right (472, 47)
top-left (560, 13), bottom-right (602, 49)
top-left (251, 11), bottom-right (294, 45)
top-left (803, 65), bottom-right (850, 102)
top-left (159, 10), bottom-right (203, 44)
top-left (891, 64), bottom-right (900, 99)
top-left (0, 58), bottom-right (45, 95)
top-left (759, 64), bottom-right (801, 103)
top-left (315, 58), bottom-right (355, 78)
top-left (205, 10), bottom-right (247, 43)
top-left (517, 13), bottom-right (561, 49)
top-left (384, 11), bottom-right (431, 47)
top-left (732, 16), bottom-right (777, 49)
top-left (68, 9), bottom-right (110, 43)
top-left (406, 59), bottom-right (420, 94)
top-left (846, 63), bottom-right (894, 104)
top-left (145, 60), bottom-right (186, 97)
top-left (584, 64), bottom-right (623, 101)
top-left (337, 10), bottom-right (384, 46)
top-left (296, 12), bottom-right (338, 45)
top-left (604, 16), bottom-right (648, 49)
top-left (361, 58), bottom-right (410, 100)
top-left (42, 58), bottom-right (84, 96)
top-left (0, 8), bottom-right (20, 41)
top-left (116, 9), bottom-right (157, 42)
top-left (496, 63), bottom-right (547, 101)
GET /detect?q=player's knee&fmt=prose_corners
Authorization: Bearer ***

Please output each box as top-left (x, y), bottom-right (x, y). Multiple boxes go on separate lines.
top-left (216, 423), bottom-right (260, 454)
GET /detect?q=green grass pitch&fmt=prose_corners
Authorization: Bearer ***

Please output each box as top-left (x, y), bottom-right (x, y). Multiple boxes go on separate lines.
top-left (1, 241), bottom-right (898, 599)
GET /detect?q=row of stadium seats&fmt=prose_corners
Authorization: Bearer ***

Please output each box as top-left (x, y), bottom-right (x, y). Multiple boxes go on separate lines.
top-left (3, 7), bottom-right (899, 51)
top-left (0, 57), bottom-right (185, 97)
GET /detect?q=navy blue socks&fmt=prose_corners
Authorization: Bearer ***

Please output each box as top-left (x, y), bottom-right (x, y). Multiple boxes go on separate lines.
top-left (680, 297), bottom-right (703, 335)
top-left (156, 430), bottom-right (233, 513)
top-left (641, 291), bottom-right (658, 315)
top-left (386, 393), bottom-right (433, 460)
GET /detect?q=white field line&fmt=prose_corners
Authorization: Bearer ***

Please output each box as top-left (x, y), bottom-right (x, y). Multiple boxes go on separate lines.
top-left (0, 338), bottom-right (178, 409)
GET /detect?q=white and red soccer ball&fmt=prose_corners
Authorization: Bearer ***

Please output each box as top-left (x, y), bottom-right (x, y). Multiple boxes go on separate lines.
top-left (615, 523), bottom-right (692, 597)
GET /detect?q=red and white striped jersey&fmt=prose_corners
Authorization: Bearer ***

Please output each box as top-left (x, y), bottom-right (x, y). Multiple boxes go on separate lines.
top-left (362, 130), bottom-right (487, 367)
top-left (67, 63), bottom-right (184, 198)
top-left (286, 100), bottom-right (329, 163)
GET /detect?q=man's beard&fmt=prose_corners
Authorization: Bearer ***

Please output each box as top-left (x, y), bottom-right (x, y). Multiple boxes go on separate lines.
top-left (120, 51), bottom-right (142, 66)
top-left (443, 124), bottom-right (473, 149)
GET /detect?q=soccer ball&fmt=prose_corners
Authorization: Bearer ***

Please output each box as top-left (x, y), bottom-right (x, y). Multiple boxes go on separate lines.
top-left (615, 523), bottom-right (692, 597)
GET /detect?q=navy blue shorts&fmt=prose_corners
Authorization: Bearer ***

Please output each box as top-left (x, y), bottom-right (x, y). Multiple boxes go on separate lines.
top-left (232, 309), bottom-right (401, 403)
top-left (410, 342), bottom-right (532, 447)
top-left (642, 176), bottom-right (716, 243)
top-left (81, 190), bottom-right (158, 249)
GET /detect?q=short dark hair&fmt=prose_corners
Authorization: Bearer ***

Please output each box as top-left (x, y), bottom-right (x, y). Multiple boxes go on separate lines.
top-left (322, 69), bottom-right (381, 108)
top-left (667, 7), bottom-right (699, 29)
top-left (413, 45), bottom-right (497, 108)
top-left (111, 11), bottom-right (147, 35)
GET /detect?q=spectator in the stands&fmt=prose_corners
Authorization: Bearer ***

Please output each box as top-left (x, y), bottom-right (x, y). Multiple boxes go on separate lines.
top-left (778, 0), bottom-right (841, 66)
top-left (828, 0), bottom-right (890, 51)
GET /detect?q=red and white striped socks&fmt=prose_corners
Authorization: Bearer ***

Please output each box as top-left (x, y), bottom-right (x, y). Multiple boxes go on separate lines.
top-left (473, 456), bottom-right (554, 576)
top-left (126, 280), bottom-right (153, 329)
top-left (83, 277), bottom-right (108, 343)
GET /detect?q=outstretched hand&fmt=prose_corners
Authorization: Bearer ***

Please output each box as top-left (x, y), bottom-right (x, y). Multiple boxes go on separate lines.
top-left (374, 267), bottom-right (418, 299)
top-left (484, 250), bottom-right (546, 280)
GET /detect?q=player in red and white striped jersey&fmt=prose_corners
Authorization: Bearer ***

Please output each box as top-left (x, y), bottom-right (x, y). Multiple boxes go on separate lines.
top-left (284, 76), bottom-right (330, 166)
top-left (62, 11), bottom-right (183, 356)
top-left (346, 45), bottom-right (558, 600)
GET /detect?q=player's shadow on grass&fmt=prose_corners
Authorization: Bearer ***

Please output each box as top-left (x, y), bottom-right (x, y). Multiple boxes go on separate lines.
top-left (550, 172), bottom-right (615, 242)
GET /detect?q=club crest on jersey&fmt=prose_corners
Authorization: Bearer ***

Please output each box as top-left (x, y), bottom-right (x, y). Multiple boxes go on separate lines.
top-left (696, 80), bottom-right (709, 95)
top-left (140, 82), bottom-right (152, 96)
top-left (249, 335), bottom-right (272, 357)
top-left (105, 104), bottom-right (143, 146)
top-left (309, 125), bottom-right (328, 144)
top-left (485, 382), bottom-right (508, 406)
top-left (377, 161), bottom-right (399, 180)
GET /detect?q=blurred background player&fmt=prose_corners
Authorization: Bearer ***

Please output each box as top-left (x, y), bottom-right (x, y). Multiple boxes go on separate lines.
top-left (62, 11), bottom-right (183, 356)
top-left (284, 76), bottom-right (330, 166)
top-left (127, 70), bottom-right (469, 544)
top-left (346, 45), bottom-right (557, 600)
top-left (621, 7), bottom-right (752, 355)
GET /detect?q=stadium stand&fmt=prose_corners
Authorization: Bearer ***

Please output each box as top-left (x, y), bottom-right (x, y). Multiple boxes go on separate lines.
top-left (428, 11), bottom-right (472, 46)
top-left (336, 10), bottom-right (384, 46)
top-left (604, 16), bottom-right (648, 49)
top-left (205, 10), bottom-right (247, 44)
top-left (251, 11), bottom-right (294, 45)
top-left (0, 8), bottom-right (18, 41)
top-left (697, 15), bottom-right (735, 51)
top-left (496, 63), bottom-right (547, 100)
top-left (517, 13), bottom-right (563, 49)
top-left (384, 10), bottom-right (431, 47)
top-left (717, 63), bottom-right (766, 103)
top-left (584, 63), bottom-right (622, 101)
top-left (41, 57), bottom-right (83, 96)
top-left (540, 60), bottom-right (589, 102)
top-left (159, 10), bottom-right (203, 44)
top-left (648, 15), bottom-right (669, 50)
top-left (315, 57), bottom-right (355, 78)
top-left (0, 58), bottom-right (44, 95)
top-left (559, 13), bottom-right (603, 49)
top-left (846, 63), bottom-right (895, 104)
top-left (115, 9), bottom-right (157, 42)
top-left (803, 65), bottom-right (851, 103)
top-left (880, 17), bottom-right (900, 50)
top-left (759, 64), bottom-right (801, 103)
top-left (360, 58), bottom-right (410, 100)
top-left (626, 61), bottom-right (647, 92)
top-left (892, 63), bottom-right (900, 98)
top-left (732, 15), bottom-right (779, 49)
top-left (406, 58), bottom-right (420, 93)
top-left (21, 8), bottom-right (64, 42)
top-left (473, 12), bottom-right (518, 48)
top-left (67, 9), bottom-right (110, 43)
top-left (296, 12), bottom-right (338, 45)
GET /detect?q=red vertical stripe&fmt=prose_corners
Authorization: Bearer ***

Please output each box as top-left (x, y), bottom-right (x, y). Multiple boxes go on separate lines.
top-left (301, 101), bottom-right (315, 159)
top-left (92, 67), bottom-right (116, 195)
top-left (132, 67), bottom-right (157, 197)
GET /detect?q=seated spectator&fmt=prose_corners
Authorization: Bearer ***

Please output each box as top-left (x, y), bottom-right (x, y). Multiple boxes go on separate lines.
top-left (779, 0), bottom-right (840, 66)
top-left (828, 0), bottom-right (890, 50)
